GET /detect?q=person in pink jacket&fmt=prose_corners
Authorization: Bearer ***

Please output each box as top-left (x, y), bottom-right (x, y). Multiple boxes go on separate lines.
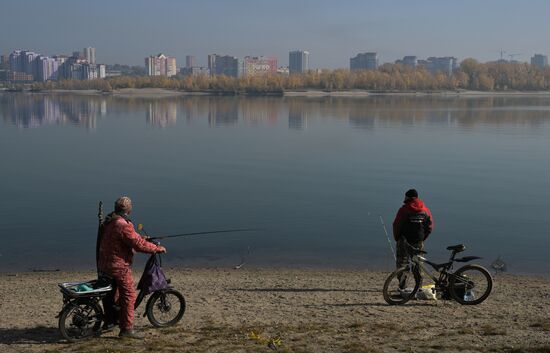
top-left (98, 196), bottom-right (166, 339)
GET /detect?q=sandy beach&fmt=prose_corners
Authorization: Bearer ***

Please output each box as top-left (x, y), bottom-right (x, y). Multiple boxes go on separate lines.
top-left (0, 267), bottom-right (548, 353)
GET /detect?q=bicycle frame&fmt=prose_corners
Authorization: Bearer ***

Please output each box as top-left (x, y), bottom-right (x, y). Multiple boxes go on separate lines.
top-left (408, 249), bottom-right (461, 292)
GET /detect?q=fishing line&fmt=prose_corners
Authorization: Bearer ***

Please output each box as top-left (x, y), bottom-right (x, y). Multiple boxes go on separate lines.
top-left (149, 228), bottom-right (263, 240)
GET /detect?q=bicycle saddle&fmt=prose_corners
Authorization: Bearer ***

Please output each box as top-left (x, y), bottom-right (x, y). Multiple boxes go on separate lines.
top-left (446, 244), bottom-right (466, 252)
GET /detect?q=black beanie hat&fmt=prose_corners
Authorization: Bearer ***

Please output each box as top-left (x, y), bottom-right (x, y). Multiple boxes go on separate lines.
top-left (405, 189), bottom-right (418, 198)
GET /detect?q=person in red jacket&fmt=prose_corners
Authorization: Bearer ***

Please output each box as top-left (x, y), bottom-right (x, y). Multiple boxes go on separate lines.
top-left (392, 189), bottom-right (434, 269)
top-left (98, 196), bottom-right (166, 339)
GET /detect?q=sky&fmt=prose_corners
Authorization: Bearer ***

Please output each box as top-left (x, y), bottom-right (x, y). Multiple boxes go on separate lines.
top-left (1, 0), bottom-right (550, 68)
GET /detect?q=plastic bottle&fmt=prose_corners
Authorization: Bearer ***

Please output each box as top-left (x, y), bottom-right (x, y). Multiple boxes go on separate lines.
top-left (463, 290), bottom-right (475, 302)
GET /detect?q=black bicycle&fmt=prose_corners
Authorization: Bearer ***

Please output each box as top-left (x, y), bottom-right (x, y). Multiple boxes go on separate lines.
top-left (57, 249), bottom-right (185, 342)
top-left (383, 242), bottom-right (493, 305)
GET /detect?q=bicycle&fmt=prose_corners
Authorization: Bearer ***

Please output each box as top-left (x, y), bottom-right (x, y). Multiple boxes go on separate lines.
top-left (382, 242), bottom-right (493, 305)
top-left (56, 245), bottom-right (185, 342)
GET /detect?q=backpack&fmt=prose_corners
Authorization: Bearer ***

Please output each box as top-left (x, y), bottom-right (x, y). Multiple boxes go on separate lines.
top-left (402, 211), bottom-right (431, 243)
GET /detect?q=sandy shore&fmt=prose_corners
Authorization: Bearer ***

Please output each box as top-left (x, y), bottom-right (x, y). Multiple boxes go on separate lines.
top-left (0, 268), bottom-right (548, 353)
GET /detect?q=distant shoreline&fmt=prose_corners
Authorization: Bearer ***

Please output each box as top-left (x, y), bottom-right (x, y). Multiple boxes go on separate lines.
top-left (6, 87), bottom-right (550, 98)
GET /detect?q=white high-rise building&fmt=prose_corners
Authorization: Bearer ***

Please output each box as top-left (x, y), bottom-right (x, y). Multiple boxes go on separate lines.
top-left (145, 54), bottom-right (177, 77)
top-left (83, 47), bottom-right (96, 64)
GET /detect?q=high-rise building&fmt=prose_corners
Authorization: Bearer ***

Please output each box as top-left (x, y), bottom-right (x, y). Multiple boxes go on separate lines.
top-left (6, 49), bottom-right (104, 82)
top-left (403, 56), bottom-right (417, 68)
top-left (9, 50), bottom-right (23, 72)
top-left (180, 66), bottom-right (210, 77)
top-left (243, 56), bottom-right (277, 76)
top-left (166, 56), bottom-right (177, 76)
top-left (289, 50), bottom-right (309, 74)
top-left (22, 51), bottom-right (39, 79)
top-left (0, 54), bottom-right (8, 69)
top-left (350, 52), bottom-right (379, 71)
top-left (395, 56), bottom-right (418, 68)
top-left (531, 54), bottom-right (548, 69)
top-left (186, 55), bottom-right (196, 68)
top-left (37, 56), bottom-right (59, 81)
top-left (207, 54), bottom-right (217, 74)
top-left (83, 47), bottom-right (96, 64)
top-left (207, 54), bottom-right (242, 77)
top-left (420, 56), bottom-right (458, 76)
top-left (98, 64), bottom-right (106, 79)
top-left (145, 54), bottom-right (177, 77)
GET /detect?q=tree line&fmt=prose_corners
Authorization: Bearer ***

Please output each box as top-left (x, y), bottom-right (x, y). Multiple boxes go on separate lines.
top-left (24, 58), bottom-right (550, 94)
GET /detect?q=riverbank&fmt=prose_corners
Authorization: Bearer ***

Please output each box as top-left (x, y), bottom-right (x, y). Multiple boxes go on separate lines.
top-left (0, 268), bottom-right (548, 353)
top-left (7, 87), bottom-right (550, 98)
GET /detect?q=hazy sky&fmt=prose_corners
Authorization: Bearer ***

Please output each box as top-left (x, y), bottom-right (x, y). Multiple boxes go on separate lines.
top-left (1, 0), bottom-right (549, 68)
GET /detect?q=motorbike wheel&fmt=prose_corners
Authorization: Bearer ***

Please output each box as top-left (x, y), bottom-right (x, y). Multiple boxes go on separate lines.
top-left (58, 300), bottom-right (103, 342)
top-left (146, 289), bottom-right (186, 327)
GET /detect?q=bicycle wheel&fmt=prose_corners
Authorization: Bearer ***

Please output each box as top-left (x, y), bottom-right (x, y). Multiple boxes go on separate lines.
top-left (449, 264), bottom-right (493, 305)
top-left (383, 266), bottom-right (421, 305)
top-left (146, 289), bottom-right (186, 327)
top-left (58, 300), bottom-right (103, 342)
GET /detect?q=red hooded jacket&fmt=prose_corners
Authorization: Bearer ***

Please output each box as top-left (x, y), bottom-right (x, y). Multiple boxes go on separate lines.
top-left (392, 198), bottom-right (434, 242)
top-left (98, 213), bottom-right (161, 272)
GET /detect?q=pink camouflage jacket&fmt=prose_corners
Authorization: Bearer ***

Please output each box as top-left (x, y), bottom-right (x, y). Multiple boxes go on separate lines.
top-left (98, 213), bottom-right (161, 272)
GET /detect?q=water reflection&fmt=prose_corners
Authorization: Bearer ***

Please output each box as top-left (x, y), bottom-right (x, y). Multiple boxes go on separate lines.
top-left (0, 94), bottom-right (106, 129)
top-left (2, 93), bottom-right (550, 130)
top-left (208, 99), bottom-right (239, 127)
top-left (288, 100), bottom-right (308, 130)
top-left (146, 101), bottom-right (177, 127)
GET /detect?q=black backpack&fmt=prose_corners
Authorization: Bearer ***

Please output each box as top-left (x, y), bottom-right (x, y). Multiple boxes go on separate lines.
top-left (402, 211), bottom-right (431, 243)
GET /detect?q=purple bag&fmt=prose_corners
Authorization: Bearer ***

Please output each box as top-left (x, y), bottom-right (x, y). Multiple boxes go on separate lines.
top-left (137, 254), bottom-right (168, 294)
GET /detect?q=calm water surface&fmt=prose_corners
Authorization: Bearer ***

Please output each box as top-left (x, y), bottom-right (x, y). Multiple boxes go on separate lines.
top-left (1, 93), bottom-right (549, 274)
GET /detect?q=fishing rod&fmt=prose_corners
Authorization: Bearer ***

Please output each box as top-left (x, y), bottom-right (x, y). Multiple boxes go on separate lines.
top-left (95, 201), bottom-right (104, 275)
top-left (145, 227), bottom-right (263, 241)
top-left (379, 215), bottom-right (396, 261)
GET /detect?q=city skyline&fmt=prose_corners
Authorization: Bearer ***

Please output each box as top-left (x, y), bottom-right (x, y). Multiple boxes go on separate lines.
top-left (2, 0), bottom-right (550, 68)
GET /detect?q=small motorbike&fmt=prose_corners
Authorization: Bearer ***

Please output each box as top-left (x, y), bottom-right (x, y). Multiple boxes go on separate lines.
top-left (57, 245), bottom-right (185, 342)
